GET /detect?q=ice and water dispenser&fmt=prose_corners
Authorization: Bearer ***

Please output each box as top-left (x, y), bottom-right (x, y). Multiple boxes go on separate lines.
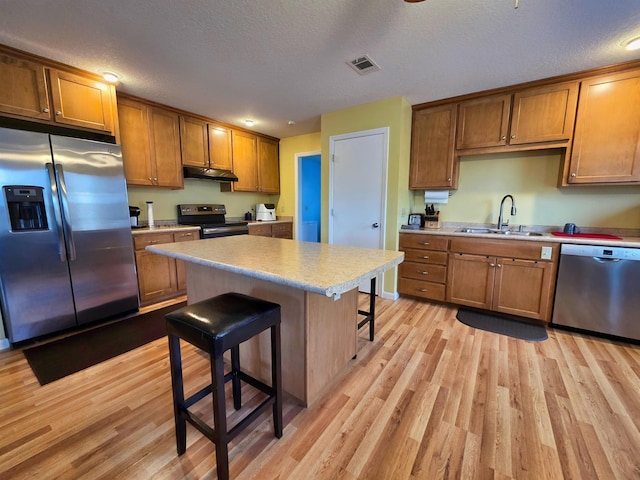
top-left (3, 186), bottom-right (48, 231)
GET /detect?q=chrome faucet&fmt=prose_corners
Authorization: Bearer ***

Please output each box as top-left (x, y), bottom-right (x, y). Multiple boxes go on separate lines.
top-left (497, 194), bottom-right (516, 230)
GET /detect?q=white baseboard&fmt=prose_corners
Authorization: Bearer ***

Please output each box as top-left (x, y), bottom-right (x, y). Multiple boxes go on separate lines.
top-left (0, 338), bottom-right (10, 350)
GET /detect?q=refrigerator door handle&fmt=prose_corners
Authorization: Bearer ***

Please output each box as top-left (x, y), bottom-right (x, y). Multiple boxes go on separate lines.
top-left (46, 162), bottom-right (68, 262)
top-left (55, 164), bottom-right (77, 261)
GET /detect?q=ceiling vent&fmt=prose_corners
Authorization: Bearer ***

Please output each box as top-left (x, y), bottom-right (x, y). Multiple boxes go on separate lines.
top-left (347, 55), bottom-right (381, 75)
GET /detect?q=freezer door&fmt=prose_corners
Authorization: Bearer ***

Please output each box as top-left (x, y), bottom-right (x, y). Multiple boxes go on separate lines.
top-left (0, 128), bottom-right (76, 342)
top-left (50, 136), bottom-right (139, 325)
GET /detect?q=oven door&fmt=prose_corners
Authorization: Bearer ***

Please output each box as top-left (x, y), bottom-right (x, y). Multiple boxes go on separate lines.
top-left (201, 225), bottom-right (249, 238)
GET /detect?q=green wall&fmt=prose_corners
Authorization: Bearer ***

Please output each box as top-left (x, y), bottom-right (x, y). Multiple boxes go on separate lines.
top-left (412, 150), bottom-right (640, 229)
top-left (127, 180), bottom-right (276, 222)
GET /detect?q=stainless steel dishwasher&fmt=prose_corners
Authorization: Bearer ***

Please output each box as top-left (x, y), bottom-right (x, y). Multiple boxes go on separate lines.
top-left (552, 243), bottom-right (640, 341)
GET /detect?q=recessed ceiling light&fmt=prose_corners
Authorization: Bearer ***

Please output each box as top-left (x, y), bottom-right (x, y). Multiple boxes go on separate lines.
top-left (625, 36), bottom-right (640, 51)
top-left (102, 72), bottom-right (120, 83)
top-left (244, 119), bottom-right (255, 127)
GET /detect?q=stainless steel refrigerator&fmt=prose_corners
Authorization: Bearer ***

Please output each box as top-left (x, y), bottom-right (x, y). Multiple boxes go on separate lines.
top-left (0, 127), bottom-right (139, 343)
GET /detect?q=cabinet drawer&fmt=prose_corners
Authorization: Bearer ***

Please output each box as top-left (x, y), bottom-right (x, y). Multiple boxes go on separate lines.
top-left (399, 262), bottom-right (447, 284)
top-left (249, 224), bottom-right (272, 236)
top-left (272, 223), bottom-right (292, 238)
top-left (398, 278), bottom-right (446, 302)
top-left (173, 231), bottom-right (198, 242)
top-left (399, 234), bottom-right (448, 251)
top-left (133, 233), bottom-right (175, 250)
top-left (404, 249), bottom-right (448, 265)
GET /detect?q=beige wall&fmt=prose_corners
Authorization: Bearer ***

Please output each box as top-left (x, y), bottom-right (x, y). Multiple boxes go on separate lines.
top-left (412, 150), bottom-right (640, 229)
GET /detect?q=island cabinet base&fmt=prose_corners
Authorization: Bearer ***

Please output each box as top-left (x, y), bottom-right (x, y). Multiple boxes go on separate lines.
top-left (185, 262), bottom-right (358, 406)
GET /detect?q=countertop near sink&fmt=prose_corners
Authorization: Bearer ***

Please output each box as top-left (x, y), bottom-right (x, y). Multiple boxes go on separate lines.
top-left (400, 223), bottom-right (640, 248)
top-left (130, 225), bottom-right (200, 236)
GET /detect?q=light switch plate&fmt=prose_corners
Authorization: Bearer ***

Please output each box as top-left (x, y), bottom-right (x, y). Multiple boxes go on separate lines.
top-left (541, 246), bottom-right (552, 260)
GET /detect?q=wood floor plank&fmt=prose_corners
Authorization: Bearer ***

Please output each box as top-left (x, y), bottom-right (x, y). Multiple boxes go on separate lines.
top-left (1, 294), bottom-right (639, 479)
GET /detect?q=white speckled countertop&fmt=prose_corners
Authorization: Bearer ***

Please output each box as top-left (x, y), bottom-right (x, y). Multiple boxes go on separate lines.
top-left (400, 223), bottom-right (640, 248)
top-left (130, 225), bottom-right (200, 236)
top-left (146, 236), bottom-right (404, 297)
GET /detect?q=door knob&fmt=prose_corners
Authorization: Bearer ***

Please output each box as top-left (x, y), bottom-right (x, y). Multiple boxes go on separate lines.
top-left (372, 223), bottom-right (379, 228)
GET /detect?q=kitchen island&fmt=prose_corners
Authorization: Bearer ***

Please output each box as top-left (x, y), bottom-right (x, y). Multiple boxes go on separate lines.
top-left (147, 235), bottom-right (404, 406)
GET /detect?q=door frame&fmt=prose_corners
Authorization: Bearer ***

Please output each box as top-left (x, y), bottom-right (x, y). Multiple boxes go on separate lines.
top-left (294, 150), bottom-right (321, 241)
top-left (328, 127), bottom-right (389, 295)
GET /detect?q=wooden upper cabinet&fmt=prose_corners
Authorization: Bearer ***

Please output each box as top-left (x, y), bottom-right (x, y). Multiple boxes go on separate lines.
top-left (258, 136), bottom-right (280, 193)
top-left (510, 82), bottom-right (578, 145)
top-left (456, 94), bottom-right (511, 150)
top-left (48, 69), bottom-right (114, 133)
top-left (455, 83), bottom-right (578, 151)
top-left (148, 106), bottom-right (183, 188)
top-left (179, 115), bottom-right (209, 168)
top-left (231, 130), bottom-right (259, 192)
top-left (566, 69), bottom-right (640, 184)
top-left (208, 123), bottom-right (233, 170)
top-left (409, 104), bottom-right (457, 189)
top-left (0, 52), bottom-right (50, 120)
top-left (118, 97), bottom-right (153, 186)
top-left (117, 96), bottom-right (182, 188)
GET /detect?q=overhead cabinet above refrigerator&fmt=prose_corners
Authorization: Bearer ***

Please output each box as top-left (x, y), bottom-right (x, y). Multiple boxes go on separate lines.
top-left (0, 127), bottom-right (139, 343)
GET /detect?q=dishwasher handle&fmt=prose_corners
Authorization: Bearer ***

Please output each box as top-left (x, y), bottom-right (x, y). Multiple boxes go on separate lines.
top-left (593, 257), bottom-right (621, 263)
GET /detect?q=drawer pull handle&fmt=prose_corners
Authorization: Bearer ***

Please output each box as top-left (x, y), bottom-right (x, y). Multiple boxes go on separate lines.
top-left (422, 256), bottom-right (429, 259)
top-left (148, 240), bottom-right (160, 244)
top-left (418, 288), bottom-right (428, 292)
top-left (421, 271), bottom-right (429, 275)
top-left (421, 242), bottom-right (430, 245)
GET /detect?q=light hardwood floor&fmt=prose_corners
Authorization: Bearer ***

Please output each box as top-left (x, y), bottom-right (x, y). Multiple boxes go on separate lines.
top-left (1, 295), bottom-right (639, 479)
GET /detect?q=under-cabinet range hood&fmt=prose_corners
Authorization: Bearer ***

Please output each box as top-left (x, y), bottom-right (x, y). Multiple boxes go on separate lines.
top-left (183, 166), bottom-right (238, 182)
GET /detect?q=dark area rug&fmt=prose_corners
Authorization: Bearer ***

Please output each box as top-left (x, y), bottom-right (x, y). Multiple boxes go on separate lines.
top-left (456, 308), bottom-right (547, 342)
top-left (23, 302), bottom-right (185, 385)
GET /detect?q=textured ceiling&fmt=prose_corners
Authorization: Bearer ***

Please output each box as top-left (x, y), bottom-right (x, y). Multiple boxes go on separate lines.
top-left (1, 0), bottom-right (639, 139)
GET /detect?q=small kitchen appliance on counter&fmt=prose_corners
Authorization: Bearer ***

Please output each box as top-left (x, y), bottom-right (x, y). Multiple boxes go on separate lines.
top-left (256, 203), bottom-right (276, 221)
top-left (129, 206), bottom-right (141, 227)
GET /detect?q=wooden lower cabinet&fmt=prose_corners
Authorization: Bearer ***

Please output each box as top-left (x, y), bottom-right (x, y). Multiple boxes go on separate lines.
top-left (133, 230), bottom-right (198, 305)
top-left (399, 234), bottom-right (558, 322)
top-left (446, 238), bottom-right (558, 321)
top-left (248, 222), bottom-right (293, 239)
top-left (398, 233), bottom-right (448, 302)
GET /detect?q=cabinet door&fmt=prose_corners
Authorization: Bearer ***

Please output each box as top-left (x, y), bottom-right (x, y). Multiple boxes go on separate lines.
top-left (492, 258), bottom-right (553, 321)
top-left (173, 231), bottom-right (197, 291)
top-left (567, 70), bottom-right (640, 184)
top-left (446, 253), bottom-right (494, 309)
top-left (409, 104), bottom-right (457, 189)
top-left (48, 69), bottom-right (114, 133)
top-left (456, 94), bottom-right (511, 150)
top-left (258, 137), bottom-right (280, 193)
top-left (118, 97), bottom-right (153, 186)
top-left (148, 106), bottom-right (183, 188)
top-left (510, 82), bottom-right (578, 145)
top-left (208, 123), bottom-right (233, 170)
top-left (271, 223), bottom-right (292, 238)
top-left (135, 250), bottom-right (178, 304)
top-left (0, 52), bottom-right (51, 120)
top-left (180, 115), bottom-right (209, 167)
top-left (231, 130), bottom-right (259, 192)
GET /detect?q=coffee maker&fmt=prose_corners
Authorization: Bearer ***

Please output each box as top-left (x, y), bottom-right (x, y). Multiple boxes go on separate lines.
top-left (129, 206), bottom-right (141, 227)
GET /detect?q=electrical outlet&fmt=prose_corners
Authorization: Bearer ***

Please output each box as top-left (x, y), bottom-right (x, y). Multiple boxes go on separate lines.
top-left (541, 246), bottom-right (552, 260)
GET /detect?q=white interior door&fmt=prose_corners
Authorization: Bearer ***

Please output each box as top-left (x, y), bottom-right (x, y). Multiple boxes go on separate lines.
top-left (329, 128), bottom-right (388, 293)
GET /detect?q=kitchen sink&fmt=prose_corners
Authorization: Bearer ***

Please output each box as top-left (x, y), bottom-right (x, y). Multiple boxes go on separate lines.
top-left (457, 228), bottom-right (543, 237)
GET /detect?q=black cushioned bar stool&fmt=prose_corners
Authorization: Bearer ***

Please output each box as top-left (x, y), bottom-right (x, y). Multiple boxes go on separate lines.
top-left (165, 292), bottom-right (283, 480)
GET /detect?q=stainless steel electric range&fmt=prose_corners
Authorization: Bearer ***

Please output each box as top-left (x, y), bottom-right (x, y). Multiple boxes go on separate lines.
top-left (177, 204), bottom-right (248, 238)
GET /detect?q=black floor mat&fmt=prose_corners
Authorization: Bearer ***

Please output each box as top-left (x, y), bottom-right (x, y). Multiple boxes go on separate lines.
top-left (456, 308), bottom-right (547, 342)
top-left (23, 303), bottom-right (185, 385)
